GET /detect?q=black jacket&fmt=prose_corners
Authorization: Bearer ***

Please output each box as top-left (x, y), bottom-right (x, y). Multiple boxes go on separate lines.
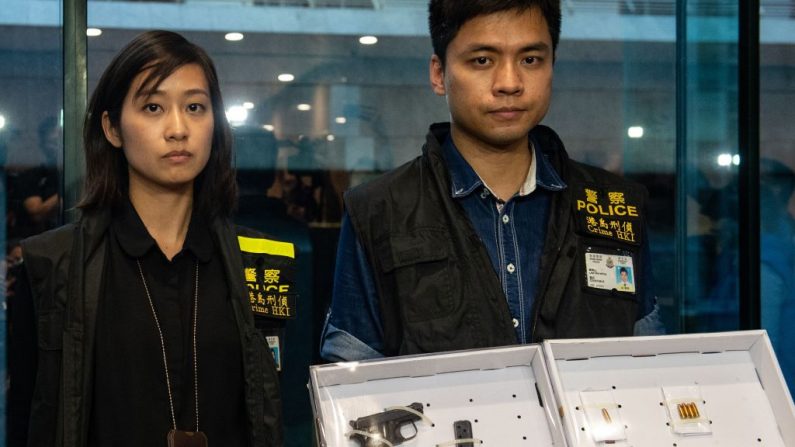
top-left (20, 209), bottom-right (286, 447)
top-left (345, 123), bottom-right (648, 355)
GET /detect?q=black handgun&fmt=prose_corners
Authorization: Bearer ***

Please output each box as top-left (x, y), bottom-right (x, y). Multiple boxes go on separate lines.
top-left (348, 402), bottom-right (424, 446)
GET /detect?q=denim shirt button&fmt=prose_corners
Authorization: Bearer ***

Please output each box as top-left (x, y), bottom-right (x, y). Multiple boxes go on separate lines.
top-left (512, 318), bottom-right (519, 328)
top-left (502, 214), bottom-right (510, 224)
top-left (507, 263), bottom-right (516, 273)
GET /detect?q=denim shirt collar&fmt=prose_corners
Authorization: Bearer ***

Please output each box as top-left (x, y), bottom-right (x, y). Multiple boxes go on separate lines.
top-left (442, 132), bottom-right (567, 199)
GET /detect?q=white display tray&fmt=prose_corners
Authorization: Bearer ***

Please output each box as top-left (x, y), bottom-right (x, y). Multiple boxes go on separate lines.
top-left (543, 330), bottom-right (795, 447)
top-left (309, 345), bottom-right (566, 446)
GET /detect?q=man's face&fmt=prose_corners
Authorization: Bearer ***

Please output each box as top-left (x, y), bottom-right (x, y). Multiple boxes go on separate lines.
top-left (430, 7), bottom-right (553, 151)
top-left (621, 270), bottom-right (628, 282)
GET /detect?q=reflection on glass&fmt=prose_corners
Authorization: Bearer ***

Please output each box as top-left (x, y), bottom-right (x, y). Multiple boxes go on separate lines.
top-left (761, 9), bottom-right (795, 391)
top-left (1, 1), bottom-right (65, 444)
top-left (677, 2), bottom-right (741, 336)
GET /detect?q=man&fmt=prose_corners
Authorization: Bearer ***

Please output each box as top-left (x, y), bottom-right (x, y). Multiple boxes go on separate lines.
top-left (321, 0), bottom-right (663, 362)
top-left (617, 267), bottom-right (634, 292)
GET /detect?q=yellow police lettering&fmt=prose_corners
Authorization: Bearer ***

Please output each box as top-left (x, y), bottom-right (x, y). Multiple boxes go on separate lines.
top-left (587, 225), bottom-right (614, 237)
top-left (585, 188), bottom-right (599, 204)
top-left (579, 201), bottom-right (639, 218)
top-left (263, 269), bottom-right (280, 284)
top-left (272, 307), bottom-right (291, 317)
top-left (608, 192), bottom-right (626, 205)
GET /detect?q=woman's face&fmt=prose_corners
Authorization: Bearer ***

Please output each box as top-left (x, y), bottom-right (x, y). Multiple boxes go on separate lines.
top-left (102, 63), bottom-right (214, 195)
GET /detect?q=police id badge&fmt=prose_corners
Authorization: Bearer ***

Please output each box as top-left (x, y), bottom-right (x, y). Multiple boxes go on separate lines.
top-left (238, 236), bottom-right (297, 320)
top-left (584, 246), bottom-right (637, 294)
top-left (266, 335), bottom-right (281, 371)
top-left (573, 183), bottom-right (644, 246)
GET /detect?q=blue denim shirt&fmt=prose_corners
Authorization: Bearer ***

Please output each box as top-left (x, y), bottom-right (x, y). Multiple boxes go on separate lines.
top-left (321, 135), bottom-right (663, 362)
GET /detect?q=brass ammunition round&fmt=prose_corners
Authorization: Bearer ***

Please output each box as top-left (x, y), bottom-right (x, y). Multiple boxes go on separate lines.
top-left (601, 408), bottom-right (612, 424)
top-left (689, 402), bottom-right (700, 419)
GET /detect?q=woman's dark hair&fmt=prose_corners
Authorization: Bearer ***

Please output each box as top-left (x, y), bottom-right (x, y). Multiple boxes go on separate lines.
top-left (79, 30), bottom-right (237, 219)
top-left (428, 0), bottom-right (561, 66)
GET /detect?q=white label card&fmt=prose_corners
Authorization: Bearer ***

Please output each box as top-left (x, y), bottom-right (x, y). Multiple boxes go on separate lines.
top-left (585, 250), bottom-right (636, 293)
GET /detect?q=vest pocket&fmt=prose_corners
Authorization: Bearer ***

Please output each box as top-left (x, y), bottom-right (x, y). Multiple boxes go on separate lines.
top-left (378, 233), bottom-right (454, 323)
top-left (563, 239), bottom-right (640, 336)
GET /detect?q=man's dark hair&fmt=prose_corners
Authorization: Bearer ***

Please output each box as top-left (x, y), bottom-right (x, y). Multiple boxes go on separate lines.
top-left (79, 30), bottom-right (237, 219)
top-left (620, 267), bottom-right (628, 274)
top-left (428, 0), bottom-right (561, 65)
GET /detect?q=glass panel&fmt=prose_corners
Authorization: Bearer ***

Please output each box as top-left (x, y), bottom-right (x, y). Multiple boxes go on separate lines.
top-left (760, 0), bottom-right (795, 392)
top-left (679, 1), bottom-right (740, 334)
top-left (1, 0), bottom-right (65, 444)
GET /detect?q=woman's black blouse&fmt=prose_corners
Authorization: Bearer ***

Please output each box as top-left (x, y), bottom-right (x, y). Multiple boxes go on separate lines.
top-left (88, 201), bottom-right (248, 446)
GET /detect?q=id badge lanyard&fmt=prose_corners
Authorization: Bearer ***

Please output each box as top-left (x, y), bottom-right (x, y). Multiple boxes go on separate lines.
top-left (137, 260), bottom-right (209, 447)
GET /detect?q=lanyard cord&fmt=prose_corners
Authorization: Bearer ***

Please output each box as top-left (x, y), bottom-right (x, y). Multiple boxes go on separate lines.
top-left (136, 259), bottom-right (200, 432)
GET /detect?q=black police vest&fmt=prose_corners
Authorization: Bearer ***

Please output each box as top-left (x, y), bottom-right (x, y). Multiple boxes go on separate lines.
top-left (345, 123), bottom-right (647, 356)
top-left (20, 214), bottom-right (289, 447)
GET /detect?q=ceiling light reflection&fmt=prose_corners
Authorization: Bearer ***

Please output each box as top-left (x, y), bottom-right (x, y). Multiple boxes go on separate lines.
top-left (226, 106), bottom-right (248, 125)
top-left (627, 126), bottom-right (644, 139)
top-left (716, 153), bottom-right (742, 167)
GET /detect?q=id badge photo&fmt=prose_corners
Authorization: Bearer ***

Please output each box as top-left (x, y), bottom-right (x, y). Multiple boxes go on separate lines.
top-left (583, 246), bottom-right (637, 295)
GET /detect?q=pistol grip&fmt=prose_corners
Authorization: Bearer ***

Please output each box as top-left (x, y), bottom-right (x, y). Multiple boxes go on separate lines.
top-left (454, 420), bottom-right (474, 447)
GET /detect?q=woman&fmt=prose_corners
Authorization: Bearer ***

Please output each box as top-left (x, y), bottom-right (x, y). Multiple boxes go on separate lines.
top-left (20, 30), bottom-right (288, 447)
